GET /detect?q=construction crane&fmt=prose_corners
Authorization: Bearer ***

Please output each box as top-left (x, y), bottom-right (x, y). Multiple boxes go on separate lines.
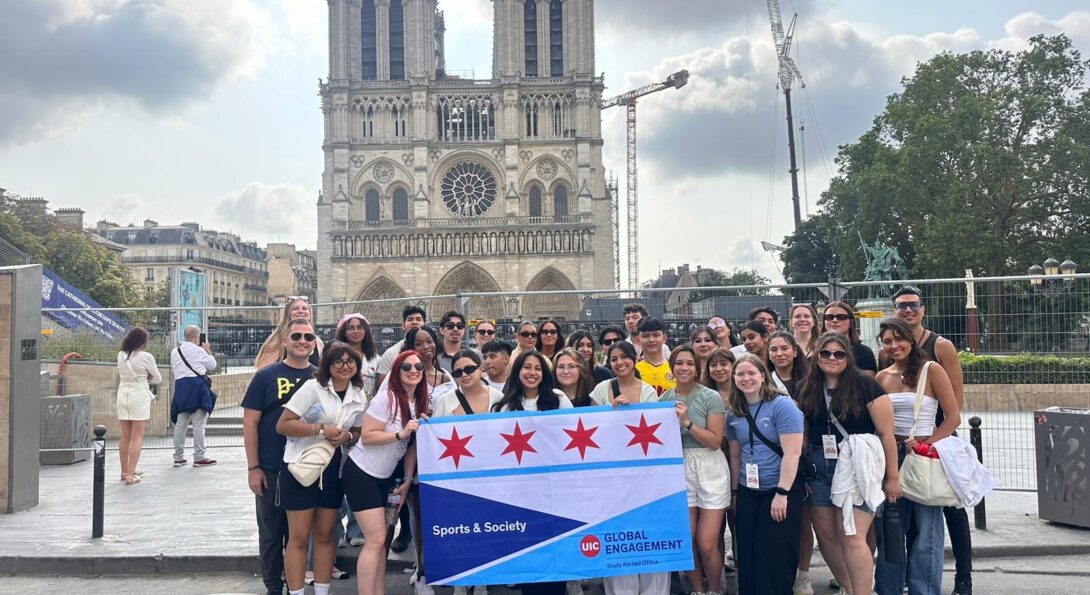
top-left (602, 69), bottom-right (689, 289)
top-left (767, 0), bottom-right (803, 229)
top-left (606, 171), bottom-right (621, 289)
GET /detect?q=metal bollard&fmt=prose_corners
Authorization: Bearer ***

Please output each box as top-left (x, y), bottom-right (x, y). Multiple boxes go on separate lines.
top-left (968, 416), bottom-right (986, 530)
top-left (92, 425), bottom-right (106, 538)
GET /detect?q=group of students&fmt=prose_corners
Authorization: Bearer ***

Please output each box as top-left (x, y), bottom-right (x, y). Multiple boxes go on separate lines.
top-left (238, 287), bottom-right (974, 595)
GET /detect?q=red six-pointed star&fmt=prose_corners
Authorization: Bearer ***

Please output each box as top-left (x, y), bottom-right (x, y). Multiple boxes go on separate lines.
top-left (563, 418), bottom-right (600, 460)
top-left (500, 421), bottom-right (538, 464)
top-left (625, 414), bottom-right (663, 455)
top-left (438, 427), bottom-right (474, 468)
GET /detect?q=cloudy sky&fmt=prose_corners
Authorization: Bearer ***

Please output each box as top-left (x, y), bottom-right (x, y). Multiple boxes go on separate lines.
top-left (1, 0), bottom-right (1088, 286)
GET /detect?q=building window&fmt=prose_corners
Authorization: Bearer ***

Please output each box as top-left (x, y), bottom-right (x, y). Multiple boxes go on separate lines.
top-left (393, 188), bottom-right (409, 221)
top-left (525, 102), bottom-right (538, 137)
top-left (549, 0), bottom-right (563, 76)
top-left (145, 268), bottom-right (154, 282)
top-left (554, 184), bottom-right (568, 218)
top-left (365, 189), bottom-right (380, 221)
top-left (529, 186), bottom-right (543, 217)
top-left (362, 0), bottom-right (377, 80)
top-left (436, 95), bottom-right (496, 142)
top-left (389, 0), bottom-right (405, 80)
top-left (524, 0), bottom-right (537, 77)
top-left (392, 105), bottom-right (407, 137)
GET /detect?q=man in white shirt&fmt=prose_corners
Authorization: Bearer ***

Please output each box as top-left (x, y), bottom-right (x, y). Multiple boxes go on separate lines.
top-left (374, 305), bottom-right (427, 388)
top-left (170, 325), bottom-right (218, 467)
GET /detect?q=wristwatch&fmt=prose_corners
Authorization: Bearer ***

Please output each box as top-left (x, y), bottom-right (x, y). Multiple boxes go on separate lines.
top-left (774, 487), bottom-right (790, 496)
top-left (685, 421), bottom-right (694, 431)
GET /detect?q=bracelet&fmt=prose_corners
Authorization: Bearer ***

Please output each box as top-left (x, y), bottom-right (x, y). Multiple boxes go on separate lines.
top-left (685, 421), bottom-right (694, 431)
top-left (774, 487), bottom-right (790, 496)
top-left (247, 465), bottom-right (261, 472)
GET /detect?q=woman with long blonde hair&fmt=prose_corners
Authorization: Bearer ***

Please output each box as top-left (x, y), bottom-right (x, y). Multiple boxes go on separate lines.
top-left (255, 298), bottom-right (324, 369)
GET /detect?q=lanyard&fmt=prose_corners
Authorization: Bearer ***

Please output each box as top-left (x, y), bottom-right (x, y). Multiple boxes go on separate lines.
top-left (746, 400), bottom-right (766, 458)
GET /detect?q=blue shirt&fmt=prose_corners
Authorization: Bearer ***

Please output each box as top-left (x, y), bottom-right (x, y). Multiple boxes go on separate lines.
top-left (726, 394), bottom-right (804, 490)
top-left (241, 361), bottom-right (316, 472)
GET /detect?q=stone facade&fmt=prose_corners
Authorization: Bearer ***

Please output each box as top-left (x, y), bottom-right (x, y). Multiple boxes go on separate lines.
top-left (267, 243), bottom-right (318, 303)
top-left (317, 0), bottom-right (613, 323)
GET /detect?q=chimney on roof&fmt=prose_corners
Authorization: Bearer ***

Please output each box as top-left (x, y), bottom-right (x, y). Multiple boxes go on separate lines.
top-left (96, 219), bottom-right (118, 232)
top-left (143, 219), bottom-right (158, 228)
top-left (16, 197), bottom-right (49, 212)
top-left (54, 207), bottom-right (85, 230)
top-left (180, 222), bottom-right (200, 232)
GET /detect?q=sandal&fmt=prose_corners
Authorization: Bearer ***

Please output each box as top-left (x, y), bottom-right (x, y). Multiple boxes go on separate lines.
top-left (304, 571), bottom-right (315, 585)
top-left (123, 475), bottom-right (141, 485)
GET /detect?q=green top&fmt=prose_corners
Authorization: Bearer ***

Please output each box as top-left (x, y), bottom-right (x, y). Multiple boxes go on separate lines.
top-left (660, 384), bottom-right (725, 450)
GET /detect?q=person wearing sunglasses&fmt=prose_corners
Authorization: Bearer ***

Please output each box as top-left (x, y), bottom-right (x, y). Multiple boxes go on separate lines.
top-left (437, 311), bottom-right (479, 375)
top-left (567, 329), bottom-right (614, 383)
top-left (433, 349), bottom-right (503, 418)
top-left (242, 319), bottom-right (320, 595)
top-left (553, 347), bottom-right (595, 407)
top-left (798, 332), bottom-right (898, 595)
top-left (256, 298), bottom-right (324, 370)
top-left (375, 305), bottom-right (428, 389)
top-left (335, 313), bottom-right (380, 398)
top-left (596, 325), bottom-right (627, 372)
top-left (275, 343), bottom-right (367, 595)
top-left (874, 319), bottom-right (960, 595)
top-left (345, 350), bottom-right (428, 595)
top-left (510, 320), bottom-right (539, 368)
top-left (535, 319), bottom-right (565, 360)
top-left (819, 301), bottom-right (878, 378)
top-left (474, 321), bottom-right (497, 349)
top-left (707, 315), bottom-right (740, 351)
top-left (889, 286), bottom-right (972, 595)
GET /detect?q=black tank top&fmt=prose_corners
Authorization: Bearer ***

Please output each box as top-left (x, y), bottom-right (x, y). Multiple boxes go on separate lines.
top-left (918, 330), bottom-right (948, 427)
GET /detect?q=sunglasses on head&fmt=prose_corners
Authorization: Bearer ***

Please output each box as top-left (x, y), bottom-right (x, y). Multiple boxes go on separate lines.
top-left (824, 313), bottom-right (852, 322)
top-left (476, 328), bottom-right (495, 335)
top-left (708, 319), bottom-right (727, 329)
top-left (399, 362), bottom-right (425, 372)
top-left (451, 364), bottom-right (480, 378)
top-left (443, 322), bottom-right (466, 330)
top-left (289, 332), bottom-right (317, 342)
top-left (288, 295), bottom-right (310, 302)
top-left (894, 301), bottom-right (923, 312)
top-left (518, 331), bottom-right (538, 338)
top-left (818, 349), bottom-right (848, 361)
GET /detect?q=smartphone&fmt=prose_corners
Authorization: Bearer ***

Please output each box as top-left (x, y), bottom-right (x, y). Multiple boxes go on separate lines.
top-left (199, 332), bottom-right (207, 345)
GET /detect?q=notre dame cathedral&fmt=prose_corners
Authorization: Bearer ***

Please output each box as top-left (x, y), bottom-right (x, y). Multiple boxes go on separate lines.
top-left (316, 0), bottom-right (613, 322)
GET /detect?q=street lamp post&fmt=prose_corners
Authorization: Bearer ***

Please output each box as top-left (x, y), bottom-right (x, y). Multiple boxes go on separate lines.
top-left (1028, 257), bottom-right (1079, 352)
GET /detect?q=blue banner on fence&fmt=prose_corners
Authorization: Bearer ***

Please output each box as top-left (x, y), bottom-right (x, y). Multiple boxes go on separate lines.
top-left (417, 402), bottom-right (692, 586)
top-left (40, 267), bottom-right (131, 341)
top-left (174, 268), bottom-right (205, 343)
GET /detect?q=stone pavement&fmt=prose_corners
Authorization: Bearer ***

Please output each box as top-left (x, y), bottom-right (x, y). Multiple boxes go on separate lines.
top-left (0, 446), bottom-right (1087, 575)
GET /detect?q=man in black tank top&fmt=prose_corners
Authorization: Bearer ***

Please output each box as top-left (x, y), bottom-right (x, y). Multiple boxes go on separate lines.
top-left (893, 286), bottom-right (973, 595)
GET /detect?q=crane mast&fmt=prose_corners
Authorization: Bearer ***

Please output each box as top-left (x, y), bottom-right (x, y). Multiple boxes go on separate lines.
top-left (601, 70), bottom-right (689, 289)
top-left (767, 0), bottom-right (803, 229)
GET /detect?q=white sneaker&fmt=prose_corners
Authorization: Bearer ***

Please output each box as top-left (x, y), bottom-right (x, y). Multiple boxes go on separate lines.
top-left (793, 576), bottom-right (814, 595)
top-left (453, 587), bottom-right (468, 595)
top-left (472, 586), bottom-right (489, 595)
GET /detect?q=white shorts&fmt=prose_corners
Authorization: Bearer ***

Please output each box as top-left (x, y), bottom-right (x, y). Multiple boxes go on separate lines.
top-left (603, 572), bottom-right (670, 595)
top-left (116, 384), bottom-right (153, 421)
top-left (683, 447), bottom-right (731, 509)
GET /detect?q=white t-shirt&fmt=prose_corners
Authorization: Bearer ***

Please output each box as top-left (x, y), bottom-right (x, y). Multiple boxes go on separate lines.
top-left (486, 377), bottom-right (507, 392)
top-left (432, 386), bottom-right (504, 417)
top-left (349, 389), bottom-right (416, 478)
top-left (359, 355), bottom-right (380, 399)
top-left (374, 369), bottom-right (455, 415)
top-left (375, 339), bottom-right (405, 376)
top-left (499, 389), bottom-right (574, 412)
top-left (729, 344), bottom-right (749, 358)
top-left (282, 379), bottom-right (366, 464)
top-left (589, 379), bottom-right (660, 406)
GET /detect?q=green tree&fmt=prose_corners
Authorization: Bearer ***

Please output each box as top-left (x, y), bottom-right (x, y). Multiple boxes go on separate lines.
top-left (687, 267), bottom-right (771, 303)
top-left (44, 231), bottom-right (140, 308)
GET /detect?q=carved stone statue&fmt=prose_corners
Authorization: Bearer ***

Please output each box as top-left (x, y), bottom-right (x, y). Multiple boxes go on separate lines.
top-left (860, 235), bottom-right (907, 298)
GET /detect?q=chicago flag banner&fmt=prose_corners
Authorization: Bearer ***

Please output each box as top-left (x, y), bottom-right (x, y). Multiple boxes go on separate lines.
top-left (418, 402), bottom-right (692, 586)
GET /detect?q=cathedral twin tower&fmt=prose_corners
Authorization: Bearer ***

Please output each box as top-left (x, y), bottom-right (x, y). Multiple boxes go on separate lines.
top-left (317, 0), bottom-right (613, 322)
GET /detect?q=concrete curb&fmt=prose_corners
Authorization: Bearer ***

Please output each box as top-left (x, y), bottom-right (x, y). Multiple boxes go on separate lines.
top-left (3, 545), bottom-right (1088, 577)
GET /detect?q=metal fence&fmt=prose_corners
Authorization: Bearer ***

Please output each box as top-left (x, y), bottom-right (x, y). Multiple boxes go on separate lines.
top-left (40, 273), bottom-right (1090, 490)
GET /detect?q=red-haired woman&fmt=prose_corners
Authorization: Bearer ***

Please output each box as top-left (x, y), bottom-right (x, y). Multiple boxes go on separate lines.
top-left (344, 349), bottom-right (430, 595)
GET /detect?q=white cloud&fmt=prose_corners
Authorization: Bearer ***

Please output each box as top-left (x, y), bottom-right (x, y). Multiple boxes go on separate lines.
top-left (214, 182), bottom-right (317, 248)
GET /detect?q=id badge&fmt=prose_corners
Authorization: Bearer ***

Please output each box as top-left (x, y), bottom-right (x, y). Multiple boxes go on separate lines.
top-left (745, 463), bottom-right (760, 489)
top-left (822, 434), bottom-right (839, 460)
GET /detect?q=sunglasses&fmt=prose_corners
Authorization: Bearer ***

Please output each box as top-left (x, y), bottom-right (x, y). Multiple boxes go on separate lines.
top-left (451, 364), bottom-right (480, 378)
top-left (443, 322), bottom-right (466, 330)
top-left (818, 349), bottom-right (848, 361)
top-left (708, 319), bottom-right (727, 329)
top-left (600, 338), bottom-right (619, 346)
top-left (518, 331), bottom-right (538, 338)
top-left (540, 329), bottom-right (558, 335)
top-left (476, 329), bottom-right (496, 335)
top-left (893, 301), bottom-right (923, 312)
top-left (823, 313), bottom-right (852, 322)
top-left (288, 295), bottom-right (310, 302)
top-left (289, 332), bottom-right (317, 342)
top-left (332, 359), bottom-right (357, 369)
top-left (399, 362), bottom-right (425, 372)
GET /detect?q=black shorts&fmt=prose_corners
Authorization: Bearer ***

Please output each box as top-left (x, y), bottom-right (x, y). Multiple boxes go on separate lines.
top-left (277, 451), bottom-right (344, 511)
top-left (343, 456), bottom-right (395, 512)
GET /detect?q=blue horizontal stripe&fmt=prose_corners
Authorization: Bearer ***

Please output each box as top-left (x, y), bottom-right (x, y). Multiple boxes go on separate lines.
top-left (420, 456), bottom-right (684, 482)
top-left (425, 401), bottom-right (673, 425)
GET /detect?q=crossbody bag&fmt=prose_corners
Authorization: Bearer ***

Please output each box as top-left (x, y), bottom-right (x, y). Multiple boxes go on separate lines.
top-left (743, 404), bottom-right (817, 482)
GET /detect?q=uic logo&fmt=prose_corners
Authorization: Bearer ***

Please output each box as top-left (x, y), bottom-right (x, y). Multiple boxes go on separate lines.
top-left (580, 535), bottom-right (601, 558)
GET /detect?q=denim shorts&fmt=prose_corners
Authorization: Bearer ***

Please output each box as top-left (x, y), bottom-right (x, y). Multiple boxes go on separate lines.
top-left (806, 445), bottom-right (873, 513)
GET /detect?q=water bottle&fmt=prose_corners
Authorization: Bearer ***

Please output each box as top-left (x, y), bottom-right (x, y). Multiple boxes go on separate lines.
top-left (882, 501), bottom-right (904, 564)
top-left (385, 485), bottom-right (402, 527)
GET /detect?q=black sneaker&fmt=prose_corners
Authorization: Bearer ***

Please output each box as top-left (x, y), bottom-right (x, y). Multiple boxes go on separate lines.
top-left (392, 527), bottom-right (412, 553)
top-left (952, 574), bottom-right (972, 595)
